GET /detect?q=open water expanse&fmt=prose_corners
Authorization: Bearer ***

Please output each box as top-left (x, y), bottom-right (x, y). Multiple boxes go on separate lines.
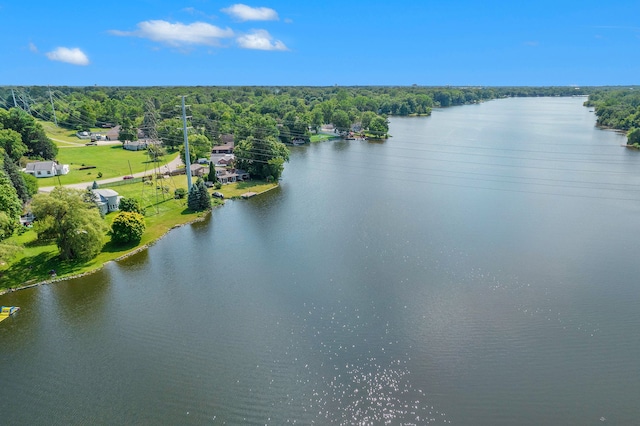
top-left (2, 97), bottom-right (640, 425)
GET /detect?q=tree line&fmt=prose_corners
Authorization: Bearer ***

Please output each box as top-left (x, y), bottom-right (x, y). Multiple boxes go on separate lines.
top-left (584, 88), bottom-right (640, 146)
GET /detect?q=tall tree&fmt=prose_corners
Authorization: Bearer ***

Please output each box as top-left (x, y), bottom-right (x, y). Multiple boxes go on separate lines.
top-left (187, 178), bottom-right (211, 211)
top-left (0, 108), bottom-right (57, 159)
top-left (31, 187), bottom-right (107, 261)
top-left (0, 167), bottom-right (22, 241)
top-left (2, 150), bottom-right (29, 203)
top-left (234, 135), bottom-right (290, 181)
top-left (118, 117), bottom-right (138, 142)
top-left (331, 110), bottom-right (351, 133)
top-left (0, 127), bottom-right (28, 161)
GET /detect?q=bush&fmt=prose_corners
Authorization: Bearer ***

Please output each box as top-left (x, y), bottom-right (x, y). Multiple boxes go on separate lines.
top-left (118, 197), bottom-right (146, 215)
top-left (174, 188), bottom-right (187, 199)
top-left (214, 182), bottom-right (222, 190)
top-left (111, 211), bottom-right (146, 244)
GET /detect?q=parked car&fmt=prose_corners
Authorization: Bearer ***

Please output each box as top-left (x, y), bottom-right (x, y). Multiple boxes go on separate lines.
top-left (123, 175), bottom-right (134, 180)
top-left (212, 191), bottom-right (224, 199)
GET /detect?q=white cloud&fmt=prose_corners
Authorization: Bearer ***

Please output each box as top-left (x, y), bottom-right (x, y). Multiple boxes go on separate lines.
top-left (237, 29), bottom-right (288, 51)
top-left (222, 4), bottom-right (279, 21)
top-left (45, 47), bottom-right (89, 66)
top-left (28, 42), bottom-right (38, 53)
top-left (110, 20), bottom-right (234, 47)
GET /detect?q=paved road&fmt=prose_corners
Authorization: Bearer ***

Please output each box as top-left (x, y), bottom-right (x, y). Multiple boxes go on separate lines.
top-left (39, 154), bottom-right (184, 193)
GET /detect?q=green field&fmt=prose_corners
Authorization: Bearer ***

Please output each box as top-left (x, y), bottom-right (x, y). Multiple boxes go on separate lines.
top-left (36, 145), bottom-right (179, 186)
top-left (38, 120), bottom-right (104, 145)
top-left (310, 133), bottom-right (340, 142)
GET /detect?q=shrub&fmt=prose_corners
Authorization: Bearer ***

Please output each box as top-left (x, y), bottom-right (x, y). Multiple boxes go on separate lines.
top-left (111, 211), bottom-right (146, 244)
top-left (174, 188), bottom-right (187, 199)
top-left (119, 197), bottom-right (146, 215)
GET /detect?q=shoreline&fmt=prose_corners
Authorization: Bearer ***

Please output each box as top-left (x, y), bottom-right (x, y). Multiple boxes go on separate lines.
top-left (0, 184), bottom-right (278, 296)
top-left (0, 212), bottom-right (211, 296)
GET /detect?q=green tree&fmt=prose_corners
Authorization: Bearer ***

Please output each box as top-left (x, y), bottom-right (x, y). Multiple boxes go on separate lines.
top-left (181, 133), bottom-right (211, 165)
top-left (30, 187), bottom-right (107, 261)
top-left (157, 118), bottom-right (183, 150)
top-left (360, 111), bottom-right (376, 131)
top-left (234, 135), bottom-right (290, 181)
top-left (331, 110), bottom-right (351, 133)
top-left (0, 168), bottom-right (22, 240)
top-left (187, 178), bottom-right (211, 211)
top-left (627, 128), bottom-right (640, 146)
top-left (118, 117), bottom-right (138, 142)
top-left (0, 108), bottom-right (57, 159)
top-left (118, 197), bottom-right (146, 215)
top-left (0, 127), bottom-right (28, 161)
top-left (369, 115), bottom-right (389, 137)
top-left (21, 172), bottom-right (39, 198)
top-left (208, 163), bottom-right (217, 183)
top-left (111, 211), bottom-right (146, 244)
top-left (147, 143), bottom-right (166, 162)
top-left (2, 150), bottom-right (29, 203)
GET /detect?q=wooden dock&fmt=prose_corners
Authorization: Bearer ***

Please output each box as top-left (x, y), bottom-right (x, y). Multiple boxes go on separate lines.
top-left (241, 192), bottom-right (257, 199)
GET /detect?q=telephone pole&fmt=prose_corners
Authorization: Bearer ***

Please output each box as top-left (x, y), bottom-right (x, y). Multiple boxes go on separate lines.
top-left (181, 96), bottom-right (192, 191)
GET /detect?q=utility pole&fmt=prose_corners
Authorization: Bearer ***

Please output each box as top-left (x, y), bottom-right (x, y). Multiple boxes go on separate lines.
top-left (48, 86), bottom-right (58, 126)
top-left (181, 96), bottom-right (192, 191)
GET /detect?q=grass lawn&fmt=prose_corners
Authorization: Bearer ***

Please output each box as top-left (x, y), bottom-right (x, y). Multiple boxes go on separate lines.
top-left (1, 176), bottom-right (276, 291)
top-left (37, 145), bottom-right (179, 186)
top-left (38, 120), bottom-right (108, 145)
top-left (310, 133), bottom-right (339, 142)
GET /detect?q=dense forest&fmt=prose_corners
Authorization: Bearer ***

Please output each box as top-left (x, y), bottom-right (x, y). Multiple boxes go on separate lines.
top-left (584, 88), bottom-right (640, 146)
top-left (1, 85), bottom-right (591, 143)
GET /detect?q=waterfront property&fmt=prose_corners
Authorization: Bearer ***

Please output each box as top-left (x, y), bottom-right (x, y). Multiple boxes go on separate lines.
top-left (215, 167), bottom-right (250, 184)
top-left (92, 188), bottom-right (121, 215)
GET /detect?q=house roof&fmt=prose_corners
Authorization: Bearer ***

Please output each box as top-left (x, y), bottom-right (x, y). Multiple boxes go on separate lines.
top-left (93, 189), bottom-right (119, 198)
top-left (25, 161), bottom-right (56, 171)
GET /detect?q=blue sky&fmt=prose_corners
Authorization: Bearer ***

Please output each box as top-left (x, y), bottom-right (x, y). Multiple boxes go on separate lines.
top-left (1, 0), bottom-right (639, 86)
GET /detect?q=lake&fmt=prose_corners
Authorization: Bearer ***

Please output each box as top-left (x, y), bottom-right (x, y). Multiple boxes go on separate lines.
top-left (2, 97), bottom-right (639, 425)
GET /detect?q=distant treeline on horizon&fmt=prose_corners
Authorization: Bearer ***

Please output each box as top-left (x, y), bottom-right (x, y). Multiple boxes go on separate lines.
top-left (1, 85), bottom-right (638, 145)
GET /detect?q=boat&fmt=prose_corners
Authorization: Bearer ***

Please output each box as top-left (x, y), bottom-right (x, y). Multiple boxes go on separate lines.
top-left (0, 306), bottom-right (20, 323)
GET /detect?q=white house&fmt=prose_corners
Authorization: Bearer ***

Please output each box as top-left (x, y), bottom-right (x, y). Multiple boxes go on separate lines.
top-left (24, 161), bottom-right (69, 178)
top-left (92, 189), bottom-right (121, 215)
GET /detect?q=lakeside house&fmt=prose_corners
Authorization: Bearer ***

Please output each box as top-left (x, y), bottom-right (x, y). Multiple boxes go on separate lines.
top-left (24, 161), bottom-right (69, 178)
top-left (92, 189), bottom-right (121, 215)
top-left (168, 164), bottom-right (206, 177)
top-left (211, 153), bottom-right (234, 166)
top-left (215, 167), bottom-right (250, 184)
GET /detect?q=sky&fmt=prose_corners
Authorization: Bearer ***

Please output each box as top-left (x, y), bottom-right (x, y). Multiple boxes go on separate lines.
top-left (1, 0), bottom-right (639, 86)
